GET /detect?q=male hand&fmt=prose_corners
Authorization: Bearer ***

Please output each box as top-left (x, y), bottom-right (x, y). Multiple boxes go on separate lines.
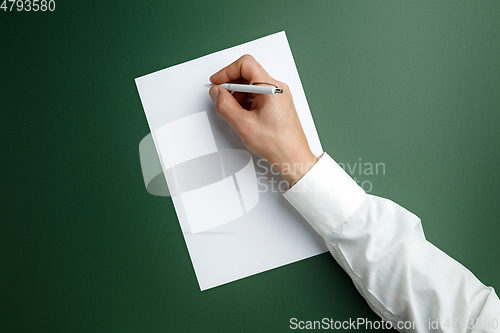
top-left (209, 54), bottom-right (318, 185)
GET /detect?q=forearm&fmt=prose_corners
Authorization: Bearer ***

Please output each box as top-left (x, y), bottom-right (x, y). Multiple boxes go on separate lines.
top-left (284, 153), bottom-right (496, 332)
top-left (325, 195), bottom-right (490, 331)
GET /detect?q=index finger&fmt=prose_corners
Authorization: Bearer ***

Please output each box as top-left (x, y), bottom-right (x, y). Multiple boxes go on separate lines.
top-left (210, 54), bottom-right (275, 85)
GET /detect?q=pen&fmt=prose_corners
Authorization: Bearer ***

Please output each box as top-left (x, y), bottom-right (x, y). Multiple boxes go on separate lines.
top-left (205, 83), bottom-right (283, 95)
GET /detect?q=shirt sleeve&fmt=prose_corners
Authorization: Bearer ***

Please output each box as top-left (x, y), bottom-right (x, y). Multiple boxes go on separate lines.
top-left (283, 152), bottom-right (500, 333)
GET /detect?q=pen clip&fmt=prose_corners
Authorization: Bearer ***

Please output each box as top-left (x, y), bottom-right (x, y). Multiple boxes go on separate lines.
top-left (250, 82), bottom-right (283, 94)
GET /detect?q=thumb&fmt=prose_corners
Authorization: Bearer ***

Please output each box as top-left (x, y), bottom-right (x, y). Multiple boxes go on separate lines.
top-left (209, 86), bottom-right (250, 131)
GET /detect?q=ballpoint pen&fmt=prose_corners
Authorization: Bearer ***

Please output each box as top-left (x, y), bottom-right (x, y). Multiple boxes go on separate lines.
top-left (205, 82), bottom-right (283, 95)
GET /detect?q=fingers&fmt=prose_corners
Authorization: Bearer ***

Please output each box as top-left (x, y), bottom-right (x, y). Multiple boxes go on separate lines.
top-left (210, 54), bottom-right (274, 85)
top-left (209, 86), bottom-right (252, 131)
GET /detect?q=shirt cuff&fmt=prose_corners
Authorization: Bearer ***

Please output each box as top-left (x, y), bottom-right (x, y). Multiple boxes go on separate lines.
top-left (283, 152), bottom-right (367, 237)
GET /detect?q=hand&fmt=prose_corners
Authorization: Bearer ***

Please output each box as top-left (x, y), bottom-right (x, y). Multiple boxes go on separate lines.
top-left (208, 54), bottom-right (318, 185)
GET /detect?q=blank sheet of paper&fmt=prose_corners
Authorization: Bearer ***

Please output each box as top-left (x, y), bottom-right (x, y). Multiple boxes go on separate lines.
top-left (135, 31), bottom-right (327, 290)
top-left (154, 111), bottom-right (218, 169)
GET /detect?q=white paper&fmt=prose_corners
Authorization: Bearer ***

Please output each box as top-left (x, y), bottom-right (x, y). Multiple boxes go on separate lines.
top-left (181, 175), bottom-right (243, 233)
top-left (154, 111), bottom-right (218, 170)
top-left (135, 31), bottom-right (327, 290)
top-left (235, 157), bottom-right (259, 212)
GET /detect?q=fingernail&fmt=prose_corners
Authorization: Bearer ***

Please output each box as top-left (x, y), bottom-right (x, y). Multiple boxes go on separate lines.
top-left (209, 86), bottom-right (219, 102)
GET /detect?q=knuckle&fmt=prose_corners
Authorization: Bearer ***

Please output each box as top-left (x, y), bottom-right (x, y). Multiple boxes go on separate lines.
top-left (279, 82), bottom-right (293, 99)
top-left (241, 54), bottom-right (255, 62)
top-left (276, 80), bottom-right (289, 90)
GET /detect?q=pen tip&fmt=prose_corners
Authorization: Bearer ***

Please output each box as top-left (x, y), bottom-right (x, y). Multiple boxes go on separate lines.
top-left (205, 84), bottom-right (213, 88)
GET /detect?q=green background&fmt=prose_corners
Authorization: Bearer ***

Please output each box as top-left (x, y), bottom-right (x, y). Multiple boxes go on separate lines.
top-left (2, 1), bottom-right (499, 332)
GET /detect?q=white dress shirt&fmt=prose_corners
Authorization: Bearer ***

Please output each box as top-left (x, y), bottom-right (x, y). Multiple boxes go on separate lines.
top-left (283, 153), bottom-right (499, 333)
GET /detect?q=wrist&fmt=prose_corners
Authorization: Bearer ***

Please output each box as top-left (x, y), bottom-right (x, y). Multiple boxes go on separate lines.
top-left (269, 151), bottom-right (318, 185)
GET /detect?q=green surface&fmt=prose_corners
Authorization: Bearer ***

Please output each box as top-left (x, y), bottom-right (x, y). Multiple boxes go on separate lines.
top-left (2, 1), bottom-right (500, 332)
